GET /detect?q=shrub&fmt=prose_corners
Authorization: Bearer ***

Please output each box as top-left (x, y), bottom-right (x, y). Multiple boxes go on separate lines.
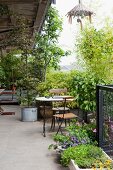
top-left (60, 144), bottom-right (109, 168)
top-left (49, 121), bottom-right (97, 151)
top-left (70, 72), bottom-right (107, 112)
top-left (36, 70), bottom-right (78, 108)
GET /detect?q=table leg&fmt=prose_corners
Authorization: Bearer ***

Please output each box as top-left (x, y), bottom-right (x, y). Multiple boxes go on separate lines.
top-left (83, 111), bottom-right (88, 123)
top-left (43, 102), bottom-right (46, 137)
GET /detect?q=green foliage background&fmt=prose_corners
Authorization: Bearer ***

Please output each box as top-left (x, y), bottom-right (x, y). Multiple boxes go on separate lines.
top-left (76, 24), bottom-right (113, 81)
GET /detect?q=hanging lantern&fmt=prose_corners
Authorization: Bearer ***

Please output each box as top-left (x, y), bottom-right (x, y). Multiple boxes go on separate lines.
top-left (66, 0), bottom-right (94, 30)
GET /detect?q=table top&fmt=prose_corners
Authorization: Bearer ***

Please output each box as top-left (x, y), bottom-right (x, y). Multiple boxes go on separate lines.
top-left (35, 95), bottom-right (74, 102)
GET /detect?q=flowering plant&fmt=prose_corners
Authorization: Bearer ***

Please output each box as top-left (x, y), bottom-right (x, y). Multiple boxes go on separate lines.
top-left (49, 121), bottom-right (97, 151)
top-left (61, 144), bottom-right (113, 168)
top-left (92, 159), bottom-right (113, 170)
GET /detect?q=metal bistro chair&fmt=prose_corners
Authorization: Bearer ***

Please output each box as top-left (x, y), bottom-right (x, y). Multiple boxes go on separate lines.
top-left (53, 96), bottom-right (78, 134)
top-left (49, 88), bottom-right (70, 130)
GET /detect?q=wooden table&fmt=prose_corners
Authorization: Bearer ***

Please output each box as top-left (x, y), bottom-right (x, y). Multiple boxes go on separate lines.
top-left (35, 96), bottom-right (73, 137)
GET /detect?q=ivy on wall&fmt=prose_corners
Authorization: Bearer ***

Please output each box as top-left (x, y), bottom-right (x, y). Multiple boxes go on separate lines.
top-left (0, 4), bottom-right (9, 16)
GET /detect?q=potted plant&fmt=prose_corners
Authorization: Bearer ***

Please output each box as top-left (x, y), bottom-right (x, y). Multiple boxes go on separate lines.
top-left (15, 36), bottom-right (38, 122)
top-left (11, 14), bottom-right (40, 122)
top-left (60, 144), bottom-right (113, 170)
top-left (48, 121), bottom-right (113, 169)
top-left (16, 75), bottom-right (38, 122)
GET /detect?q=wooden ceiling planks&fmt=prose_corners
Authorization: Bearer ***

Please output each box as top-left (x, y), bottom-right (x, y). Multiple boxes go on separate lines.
top-left (0, 0), bottom-right (51, 49)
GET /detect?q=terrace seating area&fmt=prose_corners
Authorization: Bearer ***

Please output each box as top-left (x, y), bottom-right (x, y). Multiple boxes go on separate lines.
top-left (1, 0), bottom-right (113, 169)
top-left (0, 104), bottom-right (69, 170)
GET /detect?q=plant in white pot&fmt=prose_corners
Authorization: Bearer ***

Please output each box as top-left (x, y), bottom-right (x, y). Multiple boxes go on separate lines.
top-left (12, 15), bottom-right (39, 122)
top-left (60, 144), bottom-right (113, 170)
top-left (17, 77), bottom-right (38, 122)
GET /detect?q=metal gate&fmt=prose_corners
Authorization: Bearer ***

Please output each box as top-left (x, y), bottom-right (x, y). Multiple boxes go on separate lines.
top-left (96, 85), bottom-right (113, 156)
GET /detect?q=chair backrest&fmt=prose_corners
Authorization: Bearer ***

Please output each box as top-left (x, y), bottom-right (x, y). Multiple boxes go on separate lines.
top-left (49, 88), bottom-right (68, 109)
top-left (49, 88), bottom-right (67, 96)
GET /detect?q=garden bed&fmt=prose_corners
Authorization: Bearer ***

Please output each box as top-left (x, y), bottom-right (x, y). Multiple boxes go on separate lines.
top-left (69, 150), bottom-right (113, 170)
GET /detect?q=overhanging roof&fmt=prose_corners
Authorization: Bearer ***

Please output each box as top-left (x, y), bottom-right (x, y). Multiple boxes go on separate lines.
top-left (0, 0), bottom-right (52, 49)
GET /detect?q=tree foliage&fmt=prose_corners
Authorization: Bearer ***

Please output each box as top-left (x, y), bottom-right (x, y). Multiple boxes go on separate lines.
top-left (0, 51), bottom-right (22, 88)
top-left (33, 7), bottom-right (68, 81)
top-left (70, 72), bottom-right (108, 112)
top-left (76, 24), bottom-right (113, 81)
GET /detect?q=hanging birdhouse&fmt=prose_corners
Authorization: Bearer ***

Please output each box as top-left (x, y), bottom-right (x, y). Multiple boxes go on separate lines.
top-left (66, 0), bottom-right (94, 30)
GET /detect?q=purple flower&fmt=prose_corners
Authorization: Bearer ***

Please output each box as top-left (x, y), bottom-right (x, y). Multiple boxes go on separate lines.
top-left (72, 143), bottom-right (78, 146)
top-left (93, 129), bottom-right (97, 133)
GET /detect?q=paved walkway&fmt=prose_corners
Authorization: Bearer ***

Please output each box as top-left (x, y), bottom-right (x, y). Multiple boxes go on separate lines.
top-left (0, 105), bottom-right (69, 170)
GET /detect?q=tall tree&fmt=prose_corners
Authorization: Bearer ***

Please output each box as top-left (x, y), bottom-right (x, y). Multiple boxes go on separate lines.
top-left (33, 7), bottom-right (68, 81)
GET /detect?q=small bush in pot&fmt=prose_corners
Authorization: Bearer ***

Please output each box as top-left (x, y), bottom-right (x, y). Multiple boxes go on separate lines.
top-left (16, 75), bottom-right (38, 122)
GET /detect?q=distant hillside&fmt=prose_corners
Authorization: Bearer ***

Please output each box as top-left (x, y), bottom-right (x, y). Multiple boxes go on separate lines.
top-left (60, 64), bottom-right (75, 71)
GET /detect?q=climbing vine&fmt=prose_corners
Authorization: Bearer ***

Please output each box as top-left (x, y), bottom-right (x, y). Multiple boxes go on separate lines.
top-left (0, 4), bottom-right (9, 16)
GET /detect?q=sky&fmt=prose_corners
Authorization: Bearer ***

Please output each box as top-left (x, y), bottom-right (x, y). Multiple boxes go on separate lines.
top-left (52, 0), bottom-right (113, 66)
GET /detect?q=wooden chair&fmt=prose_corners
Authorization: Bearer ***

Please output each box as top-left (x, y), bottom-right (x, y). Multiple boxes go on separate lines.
top-left (53, 96), bottom-right (78, 134)
top-left (49, 88), bottom-right (70, 130)
top-left (49, 88), bottom-right (67, 96)
top-left (49, 88), bottom-right (76, 129)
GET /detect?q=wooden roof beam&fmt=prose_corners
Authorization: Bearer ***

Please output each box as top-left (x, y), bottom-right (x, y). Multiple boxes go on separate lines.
top-left (0, 0), bottom-right (39, 4)
top-left (33, 0), bottom-right (51, 33)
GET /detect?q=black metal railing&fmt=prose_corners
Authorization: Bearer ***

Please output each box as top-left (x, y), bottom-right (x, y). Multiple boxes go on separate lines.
top-left (96, 85), bottom-right (113, 154)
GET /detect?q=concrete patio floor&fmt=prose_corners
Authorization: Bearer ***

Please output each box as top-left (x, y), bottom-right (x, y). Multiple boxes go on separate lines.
top-left (0, 105), bottom-right (69, 170)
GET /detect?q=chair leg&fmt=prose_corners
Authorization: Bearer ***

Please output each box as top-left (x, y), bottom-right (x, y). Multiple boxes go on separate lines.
top-left (51, 117), bottom-right (54, 129)
top-left (56, 118), bottom-right (64, 135)
top-left (51, 117), bottom-right (56, 130)
top-left (65, 119), bottom-right (67, 127)
top-left (51, 111), bottom-right (56, 130)
top-left (67, 119), bottom-right (70, 126)
top-left (65, 112), bottom-right (69, 127)
top-left (53, 117), bottom-right (56, 129)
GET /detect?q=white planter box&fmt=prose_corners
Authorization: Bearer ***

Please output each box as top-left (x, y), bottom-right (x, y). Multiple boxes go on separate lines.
top-left (69, 160), bottom-right (91, 170)
top-left (69, 151), bottom-right (112, 170)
